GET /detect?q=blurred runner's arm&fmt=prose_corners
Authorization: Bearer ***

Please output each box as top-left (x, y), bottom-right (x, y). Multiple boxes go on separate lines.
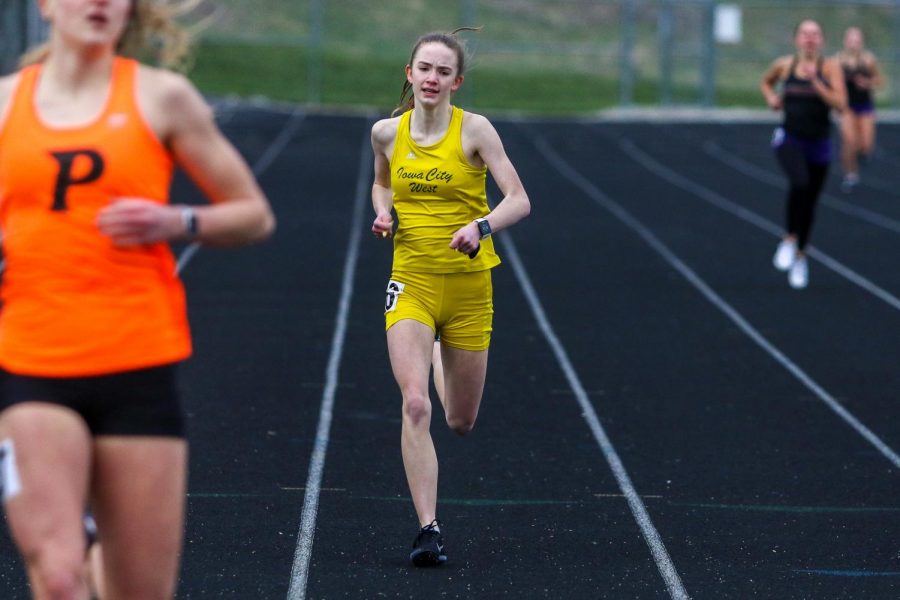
top-left (99, 70), bottom-right (274, 248)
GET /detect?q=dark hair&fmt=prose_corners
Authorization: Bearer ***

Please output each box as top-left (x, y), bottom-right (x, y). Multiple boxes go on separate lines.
top-left (392, 27), bottom-right (480, 117)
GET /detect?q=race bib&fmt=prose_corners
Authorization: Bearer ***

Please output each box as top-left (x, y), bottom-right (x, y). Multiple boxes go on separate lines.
top-left (0, 439), bottom-right (22, 501)
top-left (385, 280), bottom-right (405, 313)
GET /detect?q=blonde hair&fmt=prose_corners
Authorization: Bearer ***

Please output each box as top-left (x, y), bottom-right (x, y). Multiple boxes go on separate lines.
top-left (392, 27), bottom-right (480, 117)
top-left (20, 0), bottom-right (202, 71)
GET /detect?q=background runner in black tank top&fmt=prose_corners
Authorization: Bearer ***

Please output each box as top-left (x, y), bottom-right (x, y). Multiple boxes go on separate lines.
top-left (782, 57), bottom-right (831, 140)
top-left (836, 27), bottom-right (883, 192)
top-left (760, 19), bottom-right (846, 289)
top-left (843, 62), bottom-right (873, 110)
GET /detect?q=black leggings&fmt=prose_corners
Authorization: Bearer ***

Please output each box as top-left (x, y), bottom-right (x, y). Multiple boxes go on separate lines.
top-left (775, 143), bottom-right (829, 251)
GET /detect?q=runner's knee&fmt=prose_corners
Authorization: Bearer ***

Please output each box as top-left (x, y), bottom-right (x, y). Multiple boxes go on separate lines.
top-left (25, 543), bottom-right (85, 599)
top-left (446, 414), bottom-right (475, 435)
top-left (402, 393), bottom-right (431, 427)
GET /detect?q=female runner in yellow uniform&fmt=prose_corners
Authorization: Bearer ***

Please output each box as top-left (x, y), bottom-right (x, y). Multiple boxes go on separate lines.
top-left (370, 29), bottom-right (530, 566)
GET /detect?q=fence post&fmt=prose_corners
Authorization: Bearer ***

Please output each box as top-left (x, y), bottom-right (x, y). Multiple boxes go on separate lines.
top-left (2, 0), bottom-right (47, 74)
top-left (461, 0), bottom-right (477, 28)
top-left (894, 0), bottom-right (900, 108)
top-left (619, 0), bottom-right (636, 106)
top-left (460, 0), bottom-right (478, 107)
top-left (308, 0), bottom-right (324, 104)
top-left (26, 0), bottom-right (48, 48)
top-left (659, 0), bottom-right (674, 105)
top-left (700, 0), bottom-right (716, 107)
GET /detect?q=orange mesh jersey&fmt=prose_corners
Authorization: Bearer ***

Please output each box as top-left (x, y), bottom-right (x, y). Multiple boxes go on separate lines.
top-left (0, 57), bottom-right (191, 376)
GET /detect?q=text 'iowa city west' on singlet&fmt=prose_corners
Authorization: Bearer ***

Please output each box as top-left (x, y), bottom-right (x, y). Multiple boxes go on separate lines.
top-left (390, 106), bottom-right (500, 273)
top-left (0, 57), bottom-right (191, 377)
top-left (782, 56), bottom-right (832, 140)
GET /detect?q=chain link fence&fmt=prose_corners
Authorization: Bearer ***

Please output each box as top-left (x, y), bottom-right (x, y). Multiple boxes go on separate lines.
top-left (2, 0), bottom-right (899, 110)
top-left (618, 0), bottom-right (900, 108)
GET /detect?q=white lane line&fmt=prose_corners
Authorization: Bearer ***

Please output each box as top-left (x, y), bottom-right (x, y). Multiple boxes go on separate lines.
top-left (286, 119), bottom-right (373, 600)
top-left (499, 235), bottom-right (690, 600)
top-left (175, 107), bottom-right (307, 276)
top-left (497, 176), bottom-right (689, 598)
top-left (174, 242), bottom-right (201, 275)
top-left (620, 138), bottom-right (900, 313)
top-left (701, 140), bottom-right (900, 236)
top-left (533, 134), bottom-right (900, 472)
top-left (251, 108), bottom-right (308, 178)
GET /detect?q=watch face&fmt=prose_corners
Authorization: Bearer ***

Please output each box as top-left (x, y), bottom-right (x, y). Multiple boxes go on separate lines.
top-left (478, 219), bottom-right (491, 237)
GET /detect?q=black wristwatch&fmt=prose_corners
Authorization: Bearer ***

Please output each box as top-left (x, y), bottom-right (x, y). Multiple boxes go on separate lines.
top-left (475, 217), bottom-right (492, 240)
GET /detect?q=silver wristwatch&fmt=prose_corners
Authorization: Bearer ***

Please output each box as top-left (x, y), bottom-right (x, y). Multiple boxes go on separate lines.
top-left (475, 217), bottom-right (492, 240)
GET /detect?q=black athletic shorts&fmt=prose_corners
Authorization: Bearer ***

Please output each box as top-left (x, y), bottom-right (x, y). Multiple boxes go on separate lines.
top-left (0, 364), bottom-right (184, 437)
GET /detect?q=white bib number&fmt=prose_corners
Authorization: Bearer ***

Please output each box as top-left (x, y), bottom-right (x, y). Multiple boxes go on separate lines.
top-left (385, 280), bottom-right (405, 313)
top-left (0, 439), bottom-right (22, 501)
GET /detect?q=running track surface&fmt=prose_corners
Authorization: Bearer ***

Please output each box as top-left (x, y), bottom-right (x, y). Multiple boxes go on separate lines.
top-left (1, 106), bottom-right (898, 599)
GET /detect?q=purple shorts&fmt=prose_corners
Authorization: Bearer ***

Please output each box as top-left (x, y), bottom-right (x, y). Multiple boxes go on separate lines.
top-left (849, 101), bottom-right (875, 116)
top-left (771, 127), bottom-right (832, 165)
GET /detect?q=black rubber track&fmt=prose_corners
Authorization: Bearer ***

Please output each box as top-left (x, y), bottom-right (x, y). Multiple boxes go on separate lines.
top-left (1, 109), bottom-right (898, 599)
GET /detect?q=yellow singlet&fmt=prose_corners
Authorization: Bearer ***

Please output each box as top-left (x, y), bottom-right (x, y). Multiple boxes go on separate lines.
top-left (390, 106), bottom-right (500, 273)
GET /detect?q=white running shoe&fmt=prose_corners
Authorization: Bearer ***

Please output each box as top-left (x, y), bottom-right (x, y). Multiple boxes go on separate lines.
top-left (773, 239), bottom-right (797, 271)
top-left (788, 256), bottom-right (808, 289)
top-left (841, 172), bottom-right (860, 193)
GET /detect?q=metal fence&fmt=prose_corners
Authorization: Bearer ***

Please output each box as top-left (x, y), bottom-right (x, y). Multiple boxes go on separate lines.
top-left (0, 0), bottom-right (45, 74)
top-left (618, 0), bottom-right (900, 108)
top-left (3, 0), bottom-right (900, 109)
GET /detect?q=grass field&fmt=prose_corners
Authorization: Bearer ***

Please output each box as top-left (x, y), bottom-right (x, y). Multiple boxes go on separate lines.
top-left (185, 0), bottom-right (900, 114)
top-left (189, 39), bottom-right (768, 114)
top-left (188, 40), bottom-right (619, 114)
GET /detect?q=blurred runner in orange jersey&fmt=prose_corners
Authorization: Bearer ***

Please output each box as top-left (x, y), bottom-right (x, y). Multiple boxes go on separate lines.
top-left (0, 1), bottom-right (274, 598)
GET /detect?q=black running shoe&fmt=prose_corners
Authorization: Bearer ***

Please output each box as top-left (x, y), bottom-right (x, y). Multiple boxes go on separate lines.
top-left (409, 519), bottom-right (447, 567)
